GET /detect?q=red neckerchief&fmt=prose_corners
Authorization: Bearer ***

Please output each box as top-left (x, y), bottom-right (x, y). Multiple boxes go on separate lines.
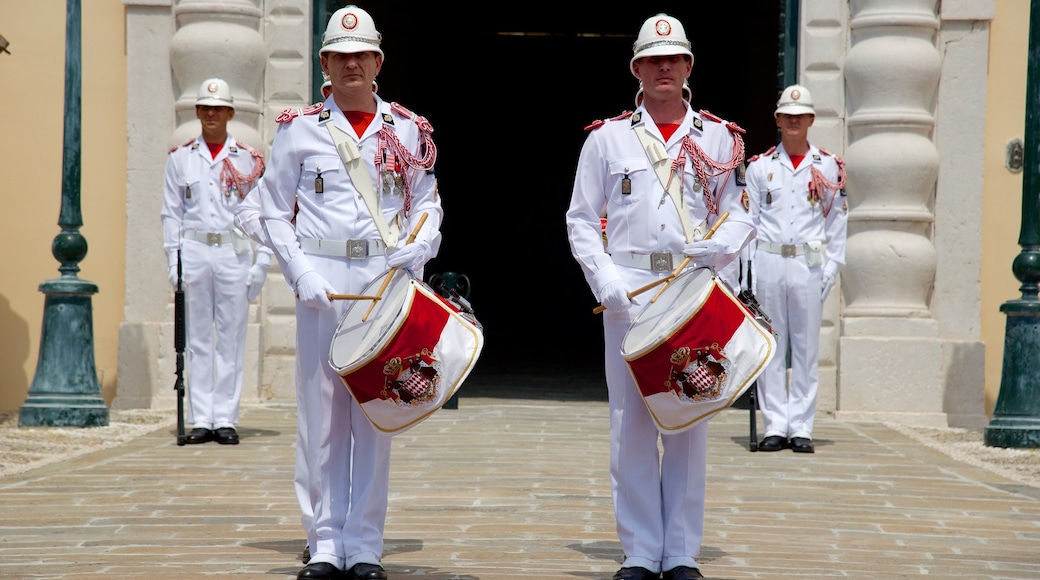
top-left (657, 122), bottom-right (680, 141)
top-left (345, 111), bottom-right (376, 136)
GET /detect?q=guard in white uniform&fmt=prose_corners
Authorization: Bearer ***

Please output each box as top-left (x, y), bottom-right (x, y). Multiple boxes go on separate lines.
top-left (258, 6), bottom-right (442, 580)
top-left (160, 77), bottom-right (268, 445)
top-left (566, 14), bottom-right (753, 580)
top-left (746, 84), bottom-right (848, 454)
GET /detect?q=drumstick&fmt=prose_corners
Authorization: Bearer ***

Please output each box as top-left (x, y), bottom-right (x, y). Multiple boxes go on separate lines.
top-left (591, 276), bottom-right (673, 314)
top-left (361, 212), bottom-right (429, 322)
top-left (327, 294), bottom-right (382, 301)
top-left (593, 210), bottom-right (730, 314)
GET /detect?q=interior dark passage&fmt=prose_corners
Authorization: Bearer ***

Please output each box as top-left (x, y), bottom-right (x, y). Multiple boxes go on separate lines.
top-left (351, 5), bottom-right (783, 390)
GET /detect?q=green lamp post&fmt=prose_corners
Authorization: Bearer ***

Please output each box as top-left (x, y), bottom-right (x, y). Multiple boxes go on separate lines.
top-left (18, 0), bottom-right (109, 428)
top-left (985, 0), bottom-right (1040, 448)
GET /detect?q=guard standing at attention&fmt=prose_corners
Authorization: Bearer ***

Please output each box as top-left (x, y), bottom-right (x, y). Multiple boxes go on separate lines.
top-left (746, 84), bottom-right (848, 454)
top-left (566, 13), bottom-right (753, 580)
top-left (160, 77), bottom-right (269, 445)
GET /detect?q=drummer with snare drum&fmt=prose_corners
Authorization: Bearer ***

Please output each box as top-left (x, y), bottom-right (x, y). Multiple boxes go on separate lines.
top-left (565, 13), bottom-right (753, 580)
top-left (257, 6), bottom-right (442, 579)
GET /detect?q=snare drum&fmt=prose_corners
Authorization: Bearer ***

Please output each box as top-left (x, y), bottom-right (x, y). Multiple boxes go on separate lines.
top-left (621, 267), bottom-right (776, 433)
top-left (329, 270), bottom-right (484, 434)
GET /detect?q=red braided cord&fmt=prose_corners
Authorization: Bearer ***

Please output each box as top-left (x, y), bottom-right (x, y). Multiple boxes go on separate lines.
top-left (670, 133), bottom-right (746, 215)
top-left (220, 148), bottom-right (265, 200)
top-left (810, 157), bottom-right (846, 217)
top-left (374, 124), bottom-right (437, 213)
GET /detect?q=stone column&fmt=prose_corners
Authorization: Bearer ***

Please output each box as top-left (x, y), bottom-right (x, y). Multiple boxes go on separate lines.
top-left (169, 0), bottom-right (264, 149)
top-left (838, 0), bottom-right (945, 425)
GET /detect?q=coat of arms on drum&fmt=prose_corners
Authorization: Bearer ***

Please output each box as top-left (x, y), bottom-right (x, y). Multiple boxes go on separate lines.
top-left (381, 349), bottom-right (440, 407)
top-left (665, 344), bottom-right (730, 402)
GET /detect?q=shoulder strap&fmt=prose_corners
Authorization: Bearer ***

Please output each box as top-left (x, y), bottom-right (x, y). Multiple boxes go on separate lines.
top-left (632, 124), bottom-right (703, 242)
top-left (325, 119), bottom-right (400, 246)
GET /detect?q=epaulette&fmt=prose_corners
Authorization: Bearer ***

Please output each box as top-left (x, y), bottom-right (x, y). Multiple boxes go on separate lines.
top-left (584, 110), bottom-right (633, 132)
top-left (390, 101), bottom-right (414, 119)
top-left (698, 109), bottom-right (745, 135)
top-left (747, 145), bottom-right (776, 164)
top-left (818, 147), bottom-right (846, 166)
top-left (699, 109), bottom-right (723, 123)
top-left (275, 102), bottom-right (325, 124)
top-left (390, 101), bottom-right (434, 133)
top-left (169, 138), bottom-right (194, 154)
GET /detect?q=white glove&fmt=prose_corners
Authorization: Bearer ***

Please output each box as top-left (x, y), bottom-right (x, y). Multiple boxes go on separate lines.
top-left (386, 241), bottom-right (430, 270)
top-left (821, 272), bottom-right (836, 301)
top-left (246, 264), bottom-right (267, 302)
top-left (168, 264), bottom-right (180, 289)
top-left (682, 238), bottom-right (723, 269)
top-left (295, 271), bottom-right (334, 310)
top-left (599, 280), bottom-right (633, 311)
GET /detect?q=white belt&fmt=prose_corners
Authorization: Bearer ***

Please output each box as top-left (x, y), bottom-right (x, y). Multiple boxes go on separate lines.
top-left (758, 241), bottom-right (810, 258)
top-left (184, 229), bottom-right (236, 246)
top-left (611, 251), bottom-right (685, 273)
top-left (300, 237), bottom-right (386, 259)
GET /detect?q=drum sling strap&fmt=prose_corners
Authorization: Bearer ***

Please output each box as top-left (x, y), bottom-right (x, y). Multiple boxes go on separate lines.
top-left (634, 124), bottom-right (703, 243)
top-left (325, 119), bottom-right (401, 247)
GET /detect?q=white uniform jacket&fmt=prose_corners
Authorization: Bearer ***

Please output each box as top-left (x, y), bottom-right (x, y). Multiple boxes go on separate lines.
top-left (160, 135), bottom-right (268, 264)
top-left (258, 95), bottom-right (442, 288)
top-left (566, 105), bottom-right (754, 300)
top-left (744, 142), bottom-right (847, 279)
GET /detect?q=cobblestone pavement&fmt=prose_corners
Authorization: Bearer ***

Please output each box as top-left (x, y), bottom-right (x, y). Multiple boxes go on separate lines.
top-left (1, 390), bottom-right (1039, 579)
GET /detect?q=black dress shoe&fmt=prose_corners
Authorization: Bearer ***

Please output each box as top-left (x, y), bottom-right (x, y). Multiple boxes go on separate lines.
top-left (214, 427), bottom-right (240, 445)
top-left (790, 437), bottom-right (815, 453)
top-left (300, 543), bottom-right (310, 564)
top-left (757, 435), bottom-right (788, 452)
top-left (185, 427), bottom-right (213, 444)
top-left (348, 562), bottom-right (387, 580)
top-left (297, 562), bottom-right (345, 580)
top-left (663, 565), bottom-right (704, 579)
top-left (612, 566), bottom-right (658, 580)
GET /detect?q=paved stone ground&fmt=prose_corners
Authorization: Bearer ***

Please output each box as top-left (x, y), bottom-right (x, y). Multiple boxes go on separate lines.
top-left (1, 389), bottom-right (1039, 579)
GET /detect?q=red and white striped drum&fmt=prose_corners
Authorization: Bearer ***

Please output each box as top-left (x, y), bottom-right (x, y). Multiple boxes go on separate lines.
top-left (329, 270), bottom-right (484, 435)
top-left (621, 267), bottom-right (776, 434)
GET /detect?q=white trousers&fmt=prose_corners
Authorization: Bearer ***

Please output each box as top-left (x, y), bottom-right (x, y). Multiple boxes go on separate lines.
top-left (603, 266), bottom-right (707, 574)
top-left (181, 239), bottom-right (250, 429)
top-left (754, 251), bottom-right (823, 439)
top-left (295, 255), bottom-right (401, 571)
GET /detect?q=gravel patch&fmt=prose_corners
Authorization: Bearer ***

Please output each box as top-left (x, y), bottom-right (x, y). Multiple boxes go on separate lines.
top-left (0, 410), bottom-right (176, 478)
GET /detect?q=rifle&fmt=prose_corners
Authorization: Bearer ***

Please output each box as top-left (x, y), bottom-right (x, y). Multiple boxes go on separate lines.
top-left (736, 254), bottom-right (771, 452)
top-left (174, 250), bottom-right (187, 446)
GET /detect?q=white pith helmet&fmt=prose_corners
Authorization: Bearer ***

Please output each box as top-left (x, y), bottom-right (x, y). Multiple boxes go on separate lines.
top-left (630, 13), bottom-right (694, 78)
top-left (774, 84), bottom-right (815, 117)
top-left (195, 78), bottom-right (234, 109)
top-left (320, 5), bottom-right (383, 58)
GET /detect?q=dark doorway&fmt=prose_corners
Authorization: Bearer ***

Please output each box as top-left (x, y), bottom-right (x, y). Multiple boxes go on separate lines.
top-left (324, 4), bottom-right (783, 390)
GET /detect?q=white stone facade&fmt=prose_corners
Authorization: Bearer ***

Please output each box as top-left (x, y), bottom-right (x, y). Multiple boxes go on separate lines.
top-left (115, 0), bottom-right (993, 429)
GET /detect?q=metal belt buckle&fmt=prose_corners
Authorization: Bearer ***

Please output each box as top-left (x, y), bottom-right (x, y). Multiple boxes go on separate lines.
top-left (650, 252), bottom-right (674, 273)
top-left (206, 232), bottom-right (222, 246)
top-left (780, 244), bottom-right (797, 258)
top-left (347, 239), bottom-right (368, 259)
